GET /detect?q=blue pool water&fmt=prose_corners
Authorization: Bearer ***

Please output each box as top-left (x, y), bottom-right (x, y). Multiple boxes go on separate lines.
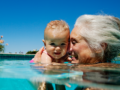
top-left (0, 58), bottom-right (120, 90)
top-left (0, 59), bottom-right (80, 90)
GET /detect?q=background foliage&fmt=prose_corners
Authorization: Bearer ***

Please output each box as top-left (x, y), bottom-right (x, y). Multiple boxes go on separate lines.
top-left (0, 44), bottom-right (4, 52)
top-left (0, 36), bottom-right (5, 53)
top-left (26, 50), bottom-right (38, 54)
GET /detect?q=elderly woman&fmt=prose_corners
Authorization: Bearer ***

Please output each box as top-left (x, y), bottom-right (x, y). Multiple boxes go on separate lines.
top-left (33, 14), bottom-right (120, 64)
top-left (70, 15), bottom-right (120, 64)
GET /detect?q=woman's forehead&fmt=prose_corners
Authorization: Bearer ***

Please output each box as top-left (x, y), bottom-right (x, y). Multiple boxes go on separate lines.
top-left (70, 26), bottom-right (81, 38)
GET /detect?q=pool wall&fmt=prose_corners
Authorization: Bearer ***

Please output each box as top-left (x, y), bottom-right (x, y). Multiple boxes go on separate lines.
top-left (0, 53), bottom-right (120, 61)
top-left (0, 53), bottom-right (34, 60)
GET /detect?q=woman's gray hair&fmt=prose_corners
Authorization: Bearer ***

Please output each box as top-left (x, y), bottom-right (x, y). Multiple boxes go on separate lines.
top-left (75, 15), bottom-right (120, 62)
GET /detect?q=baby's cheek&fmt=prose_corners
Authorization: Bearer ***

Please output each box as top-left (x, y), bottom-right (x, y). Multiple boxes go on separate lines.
top-left (46, 48), bottom-right (54, 54)
top-left (61, 49), bottom-right (67, 56)
top-left (62, 49), bottom-right (66, 55)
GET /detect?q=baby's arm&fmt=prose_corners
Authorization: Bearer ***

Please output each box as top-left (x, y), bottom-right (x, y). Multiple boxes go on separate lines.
top-left (40, 52), bottom-right (52, 64)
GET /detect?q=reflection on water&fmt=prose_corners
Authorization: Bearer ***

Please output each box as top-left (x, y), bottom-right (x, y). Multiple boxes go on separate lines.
top-left (0, 60), bottom-right (120, 90)
top-left (69, 68), bottom-right (120, 90)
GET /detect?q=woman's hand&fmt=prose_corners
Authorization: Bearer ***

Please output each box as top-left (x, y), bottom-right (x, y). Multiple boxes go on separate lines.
top-left (33, 47), bottom-right (45, 63)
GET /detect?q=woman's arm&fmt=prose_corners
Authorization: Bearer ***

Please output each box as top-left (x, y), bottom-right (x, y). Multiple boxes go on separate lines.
top-left (32, 47), bottom-right (45, 63)
top-left (40, 51), bottom-right (52, 64)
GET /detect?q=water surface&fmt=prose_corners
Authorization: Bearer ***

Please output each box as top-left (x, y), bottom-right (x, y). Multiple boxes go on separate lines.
top-left (0, 59), bottom-right (120, 90)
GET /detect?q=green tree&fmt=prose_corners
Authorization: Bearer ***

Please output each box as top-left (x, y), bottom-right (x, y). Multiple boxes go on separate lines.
top-left (0, 44), bottom-right (4, 53)
top-left (26, 50), bottom-right (38, 54)
top-left (0, 36), bottom-right (5, 53)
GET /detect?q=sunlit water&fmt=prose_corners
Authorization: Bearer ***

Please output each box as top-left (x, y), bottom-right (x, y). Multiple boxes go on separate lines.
top-left (0, 58), bottom-right (120, 90)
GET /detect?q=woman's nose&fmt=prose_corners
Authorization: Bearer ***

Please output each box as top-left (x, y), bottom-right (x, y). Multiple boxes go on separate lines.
top-left (70, 43), bottom-right (73, 51)
top-left (70, 47), bottom-right (72, 51)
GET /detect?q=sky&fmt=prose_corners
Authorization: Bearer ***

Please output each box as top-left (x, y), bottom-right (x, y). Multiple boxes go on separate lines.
top-left (0, 0), bottom-right (120, 54)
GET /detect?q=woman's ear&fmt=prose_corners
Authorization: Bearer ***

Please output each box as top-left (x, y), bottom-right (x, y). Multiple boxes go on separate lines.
top-left (101, 43), bottom-right (107, 51)
top-left (95, 43), bottom-right (107, 53)
top-left (42, 40), bottom-right (46, 46)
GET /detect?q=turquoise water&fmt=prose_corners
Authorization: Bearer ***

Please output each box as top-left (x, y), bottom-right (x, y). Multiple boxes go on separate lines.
top-left (112, 57), bottom-right (120, 64)
top-left (112, 60), bottom-right (120, 64)
top-left (0, 59), bottom-right (80, 90)
top-left (0, 59), bottom-right (120, 90)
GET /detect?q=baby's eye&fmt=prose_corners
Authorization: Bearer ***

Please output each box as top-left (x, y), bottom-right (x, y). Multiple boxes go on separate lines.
top-left (61, 43), bottom-right (66, 46)
top-left (50, 43), bottom-right (55, 46)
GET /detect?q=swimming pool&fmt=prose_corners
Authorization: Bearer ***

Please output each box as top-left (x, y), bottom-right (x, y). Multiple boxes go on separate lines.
top-left (0, 58), bottom-right (120, 90)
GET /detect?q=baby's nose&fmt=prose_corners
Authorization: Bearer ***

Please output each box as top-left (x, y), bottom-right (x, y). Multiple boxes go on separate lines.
top-left (55, 46), bottom-right (61, 51)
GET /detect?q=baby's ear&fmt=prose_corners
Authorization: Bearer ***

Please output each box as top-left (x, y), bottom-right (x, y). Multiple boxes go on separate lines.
top-left (42, 40), bottom-right (46, 46)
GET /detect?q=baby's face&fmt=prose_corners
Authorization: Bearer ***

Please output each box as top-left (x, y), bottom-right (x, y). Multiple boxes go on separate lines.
top-left (44, 30), bottom-right (69, 60)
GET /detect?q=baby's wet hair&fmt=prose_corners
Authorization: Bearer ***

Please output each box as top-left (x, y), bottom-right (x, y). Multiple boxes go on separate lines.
top-left (45, 20), bottom-right (69, 31)
top-left (44, 20), bottom-right (69, 40)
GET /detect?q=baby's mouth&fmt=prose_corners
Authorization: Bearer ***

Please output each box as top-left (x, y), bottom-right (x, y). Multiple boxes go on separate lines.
top-left (54, 52), bottom-right (61, 55)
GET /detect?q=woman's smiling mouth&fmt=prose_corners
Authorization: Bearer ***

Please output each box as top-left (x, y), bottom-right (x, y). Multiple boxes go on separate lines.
top-left (72, 52), bottom-right (78, 60)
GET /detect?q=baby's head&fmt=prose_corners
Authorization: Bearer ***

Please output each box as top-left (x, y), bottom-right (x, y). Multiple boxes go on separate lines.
top-left (43, 20), bottom-right (70, 60)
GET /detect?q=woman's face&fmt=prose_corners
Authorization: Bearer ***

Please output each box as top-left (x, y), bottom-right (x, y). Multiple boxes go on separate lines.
top-left (70, 26), bottom-right (95, 64)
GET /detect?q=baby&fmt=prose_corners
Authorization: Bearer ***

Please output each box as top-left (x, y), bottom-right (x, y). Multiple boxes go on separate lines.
top-left (41, 20), bottom-right (70, 63)
top-left (30, 20), bottom-right (70, 63)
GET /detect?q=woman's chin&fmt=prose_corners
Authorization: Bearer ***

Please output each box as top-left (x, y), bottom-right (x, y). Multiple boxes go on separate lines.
top-left (71, 56), bottom-right (79, 63)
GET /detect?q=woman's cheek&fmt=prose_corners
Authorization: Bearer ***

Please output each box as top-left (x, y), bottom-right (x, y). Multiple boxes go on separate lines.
top-left (74, 44), bottom-right (82, 52)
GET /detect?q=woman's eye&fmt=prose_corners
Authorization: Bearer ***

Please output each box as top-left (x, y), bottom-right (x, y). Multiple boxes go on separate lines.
top-left (72, 40), bottom-right (77, 45)
top-left (61, 43), bottom-right (66, 46)
top-left (50, 43), bottom-right (55, 46)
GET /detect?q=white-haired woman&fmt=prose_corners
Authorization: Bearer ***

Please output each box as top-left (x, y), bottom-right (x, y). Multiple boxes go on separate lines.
top-left (70, 15), bottom-right (120, 64)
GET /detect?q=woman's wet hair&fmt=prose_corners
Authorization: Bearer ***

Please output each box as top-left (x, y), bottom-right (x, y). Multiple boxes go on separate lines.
top-left (75, 15), bottom-right (120, 62)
